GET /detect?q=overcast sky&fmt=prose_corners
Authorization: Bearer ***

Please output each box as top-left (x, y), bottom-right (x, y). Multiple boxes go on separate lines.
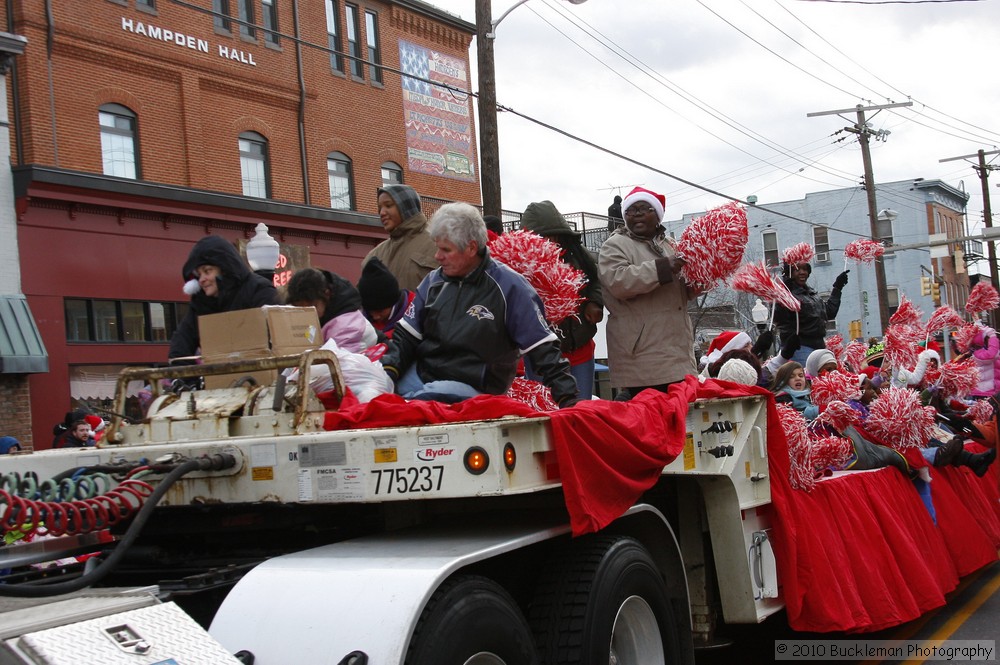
top-left (425, 0), bottom-right (1000, 244)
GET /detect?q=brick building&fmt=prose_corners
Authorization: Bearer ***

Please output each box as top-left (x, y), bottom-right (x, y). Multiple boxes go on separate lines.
top-left (2, 0), bottom-right (478, 445)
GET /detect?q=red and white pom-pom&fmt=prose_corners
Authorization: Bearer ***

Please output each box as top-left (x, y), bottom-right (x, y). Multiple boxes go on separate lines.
top-left (889, 295), bottom-right (923, 329)
top-left (865, 386), bottom-right (936, 449)
top-left (505, 377), bottom-right (558, 412)
top-left (813, 399), bottom-right (861, 432)
top-left (810, 370), bottom-right (861, 407)
top-left (938, 358), bottom-right (980, 399)
top-left (676, 202), bottom-right (748, 291)
top-left (843, 238), bottom-right (885, 264)
top-left (781, 242), bottom-right (815, 267)
top-left (966, 399), bottom-right (995, 424)
top-left (729, 261), bottom-right (799, 311)
top-left (953, 322), bottom-right (981, 354)
top-left (530, 262), bottom-right (588, 326)
top-left (777, 403), bottom-right (816, 491)
top-left (925, 305), bottom-right (965, 334)
top-left (810, 434), bottom-right (855, 473)
top-left (843, 341), bottom-right (867, 372)
top-left (489, 230), bottom-right (585, 326)
top-left (883, 324), bottom-right (922, 371)
top-left (967, 282), bottom-right (1000, 315)
top-left (825, 333), bottom-right (845, 361)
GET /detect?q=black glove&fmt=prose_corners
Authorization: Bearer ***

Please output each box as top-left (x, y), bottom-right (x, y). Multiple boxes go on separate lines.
top-left (751, 330), bottom-right (775, 359)
top-left (780, 334), bottom-right (800, 359)
top-left (832, 270), bottom-right (850, 290)
top-left (558, 395), bottom-right (581, 409)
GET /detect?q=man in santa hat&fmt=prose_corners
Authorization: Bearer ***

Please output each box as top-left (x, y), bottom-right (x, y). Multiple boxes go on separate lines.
top-left (599, 186), bottom-right (698, 397)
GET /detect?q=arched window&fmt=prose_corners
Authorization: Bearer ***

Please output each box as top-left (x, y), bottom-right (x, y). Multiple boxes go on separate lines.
top-left (328, 152), bottom-right (354, 210)
top-left (239, 131), bottom-right (271, 198)
top-left (99, 104), bottom-right (140, 179)
top-left (381, 161), bottom-right (402, 187)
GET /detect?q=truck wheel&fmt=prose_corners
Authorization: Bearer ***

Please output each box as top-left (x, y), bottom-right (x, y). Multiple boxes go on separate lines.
top-left (406, 575), bottom-right (538, 665)
top-left (529, 536), bottom-right (681, 665)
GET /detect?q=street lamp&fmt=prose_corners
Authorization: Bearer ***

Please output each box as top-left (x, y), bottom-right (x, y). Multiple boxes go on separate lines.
top-left (475, 0), bottom-right (588, 217)
top-left (751, 298), bottom-right (768, 331)
top-left (246, 222), bottom-right (280, 281)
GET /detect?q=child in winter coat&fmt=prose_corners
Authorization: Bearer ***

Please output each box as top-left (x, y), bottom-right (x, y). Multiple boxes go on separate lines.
top-left (770, 362), bottom-right (819, 421)
top-left (969, 324), bottom-right (1000, 397)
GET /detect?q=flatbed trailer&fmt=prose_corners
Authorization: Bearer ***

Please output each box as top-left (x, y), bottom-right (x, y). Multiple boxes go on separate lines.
top-left (4, 350), bottom-right (993, 663)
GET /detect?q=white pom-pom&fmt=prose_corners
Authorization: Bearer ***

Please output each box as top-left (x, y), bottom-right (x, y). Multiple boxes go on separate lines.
top-left (183, 278), bottom-right (201, 296)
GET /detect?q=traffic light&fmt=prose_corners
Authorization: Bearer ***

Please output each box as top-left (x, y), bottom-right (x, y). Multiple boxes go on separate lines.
top-left (931, 280), bottom-right (941, 304)
top-left (920, 276), bottom-right (932, 296)
top-left (849, 320), bottom-right (862, 341)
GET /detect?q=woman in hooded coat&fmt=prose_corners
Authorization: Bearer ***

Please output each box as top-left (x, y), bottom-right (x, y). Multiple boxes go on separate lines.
top-left (168, 235), bottom-right (281, 362)
top-left (364, 185), bottom-right (438, 291)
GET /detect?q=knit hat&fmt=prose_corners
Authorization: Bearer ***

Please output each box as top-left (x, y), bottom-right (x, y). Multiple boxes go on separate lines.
top-left (377, 184), bottom-right (422, 222)
top-left (805, 348), bottom-right (837, 378)
top-left (706, 331), bottom-right (751, 365)
top-left (621, 186), bottom-right (665, 222)
top-left (0, 436), bottom-right (20, 454)
top-left (717, 358), bottom-right (759, 386)
top-left (358, 258), bottom-right (401, 311)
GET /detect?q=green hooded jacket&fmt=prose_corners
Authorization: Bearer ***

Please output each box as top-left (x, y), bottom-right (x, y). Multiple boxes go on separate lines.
top-left (520, 201), bottom-right (603, 353)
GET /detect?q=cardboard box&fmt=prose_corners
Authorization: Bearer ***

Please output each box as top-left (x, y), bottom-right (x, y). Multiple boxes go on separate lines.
top-left (199, 306), bottom-right (321, 389)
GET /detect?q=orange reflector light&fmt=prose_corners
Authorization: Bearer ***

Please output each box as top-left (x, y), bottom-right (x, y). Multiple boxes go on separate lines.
top-left (464, 446), bottom-right (489, 475)
top-left (503, 443), bottom-right (516, 472)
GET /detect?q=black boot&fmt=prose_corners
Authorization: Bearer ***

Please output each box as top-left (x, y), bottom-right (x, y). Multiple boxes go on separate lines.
top-left (953, 447), bottom-right (997, 478)
top-left (932, 436), bottom-right (964, 467)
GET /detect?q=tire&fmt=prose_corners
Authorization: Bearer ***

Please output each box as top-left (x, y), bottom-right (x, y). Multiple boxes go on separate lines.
top-left (405, 575), bottom-right (538, 665)
top-left (529, 535), bottom-right (681, 665)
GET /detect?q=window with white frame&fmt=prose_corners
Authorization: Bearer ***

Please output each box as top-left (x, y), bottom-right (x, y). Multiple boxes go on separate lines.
top-left (381, 161), bottom-right (402, 187)
top-left (213, 0), bottom-right (231, 31)
top-left (325, 0), bottom-right (343, 72)
top-left (262, 0), bottom-right (278, 44)
top-left (328, 152), bottom-right (354, 210)
top-left (345, 4), bottom-right (362, 79)
top-left (762, 230), bottom-right (778, 267)
top-left (99, 104), bottom-right (140, 179)
top-left (237, 0), bottom-right (255, 39)
top-left (365, 10), bottom-right (381, 84)
top-left (813, 226), bottom-right (830, 262)
top-left (239, 132), bottom-right (270, 198)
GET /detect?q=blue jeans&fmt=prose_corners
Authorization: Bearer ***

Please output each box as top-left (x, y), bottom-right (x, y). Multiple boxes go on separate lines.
top-left (523, 357), bottom-right (593, 400)
top-left (791, 345), bottom-right (816, 367)
top-left (396, 365), bottom-right (481, 403)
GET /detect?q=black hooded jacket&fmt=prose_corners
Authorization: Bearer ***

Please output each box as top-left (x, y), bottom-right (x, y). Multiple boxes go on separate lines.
top-left (168, 235), bottom-right (281, 360)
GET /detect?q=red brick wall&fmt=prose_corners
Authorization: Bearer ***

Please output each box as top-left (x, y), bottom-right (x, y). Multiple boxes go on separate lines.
top-left (6, 0), bottom-right (481, 212)
top-left (0, 374), bottom-right (33, 449)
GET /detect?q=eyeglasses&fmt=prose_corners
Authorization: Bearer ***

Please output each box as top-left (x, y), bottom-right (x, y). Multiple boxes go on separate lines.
top-left (624, 206), bottom-right (656, 218)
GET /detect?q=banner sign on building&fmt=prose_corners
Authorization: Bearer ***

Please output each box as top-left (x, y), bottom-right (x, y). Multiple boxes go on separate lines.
top-left (398, 40), bottom-right (475, 182)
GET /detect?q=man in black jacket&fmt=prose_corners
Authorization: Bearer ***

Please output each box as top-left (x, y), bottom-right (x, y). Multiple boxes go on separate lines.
top-left (380, 202), bottom-right (579, 407)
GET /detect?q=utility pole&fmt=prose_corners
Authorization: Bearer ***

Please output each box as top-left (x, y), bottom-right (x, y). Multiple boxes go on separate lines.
top-left (940, 148), bottom-right (1000, 329)
top-left (807, 102), bottom-right (912, 335)
top-left (475, 0), bottom-right (502, 218)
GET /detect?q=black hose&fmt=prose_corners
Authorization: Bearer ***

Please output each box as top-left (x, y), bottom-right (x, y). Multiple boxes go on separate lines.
top-left (0, 459), bottom-right (208, 597)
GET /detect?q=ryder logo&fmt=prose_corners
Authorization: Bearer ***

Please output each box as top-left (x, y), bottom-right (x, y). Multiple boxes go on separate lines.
top-left (415, 446), bottom-right (457, 462)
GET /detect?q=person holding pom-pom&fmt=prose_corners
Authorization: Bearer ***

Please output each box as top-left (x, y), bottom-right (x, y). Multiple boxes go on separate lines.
top-left (774, 251), bottom-right (849, 365)
top-left (598, 186), bottom-right (699, 397)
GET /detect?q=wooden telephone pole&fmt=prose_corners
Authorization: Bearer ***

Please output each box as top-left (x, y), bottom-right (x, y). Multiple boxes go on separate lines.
top-left (807, 101), bottom-right (912, 335)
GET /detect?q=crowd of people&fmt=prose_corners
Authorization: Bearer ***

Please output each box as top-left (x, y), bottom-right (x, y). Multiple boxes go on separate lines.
top-left (43, 182), bottom-right (991, 497)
